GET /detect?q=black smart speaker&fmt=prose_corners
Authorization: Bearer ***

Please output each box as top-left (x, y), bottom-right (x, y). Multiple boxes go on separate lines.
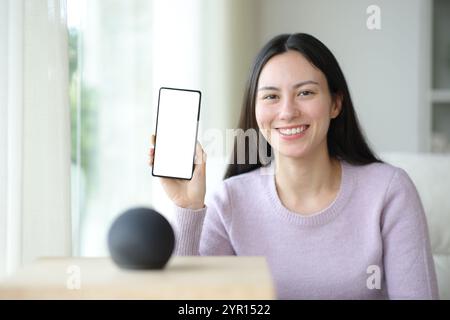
top-left (107, 207), bottom-right (175, 269)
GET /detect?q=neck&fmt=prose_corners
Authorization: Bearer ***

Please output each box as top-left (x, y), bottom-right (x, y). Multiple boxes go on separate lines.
top-left (273, 147), bottom-right (340, 202)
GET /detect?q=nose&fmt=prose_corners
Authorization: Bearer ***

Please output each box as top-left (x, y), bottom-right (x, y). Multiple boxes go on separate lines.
top-left (278, 96), bottom-right (300, 121)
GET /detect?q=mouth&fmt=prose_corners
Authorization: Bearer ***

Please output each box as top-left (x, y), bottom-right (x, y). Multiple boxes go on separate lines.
top-left (275, 124), bottom-right (310, 138)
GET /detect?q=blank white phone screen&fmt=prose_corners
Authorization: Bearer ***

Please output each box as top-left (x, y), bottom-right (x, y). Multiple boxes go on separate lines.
top-left (152, 88), bottom-right (201, 180)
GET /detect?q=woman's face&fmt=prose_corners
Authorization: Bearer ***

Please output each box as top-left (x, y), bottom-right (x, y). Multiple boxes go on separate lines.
top-left (255, 50), bottom-right (341, 160)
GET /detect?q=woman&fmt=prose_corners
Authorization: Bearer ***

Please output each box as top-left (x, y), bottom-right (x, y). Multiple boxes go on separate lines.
top-left (149, 33), bottom-right (438, 299)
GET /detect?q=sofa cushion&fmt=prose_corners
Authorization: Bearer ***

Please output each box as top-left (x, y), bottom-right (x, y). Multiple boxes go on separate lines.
top-left (381, 152), bottom-right (450, 299)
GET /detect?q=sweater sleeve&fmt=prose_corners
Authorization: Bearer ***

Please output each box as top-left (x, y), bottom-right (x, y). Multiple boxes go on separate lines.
top-left (381, 168), bottom-right (439, 299)
top-left (173, 181), bottom-right (235, 256)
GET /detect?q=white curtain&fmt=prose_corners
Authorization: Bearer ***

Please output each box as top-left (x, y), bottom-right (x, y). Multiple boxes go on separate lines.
top-left (0, 0), bottom-right (71, 279)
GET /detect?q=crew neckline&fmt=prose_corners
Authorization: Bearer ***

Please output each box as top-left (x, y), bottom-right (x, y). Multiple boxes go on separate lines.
top-left (261, 160), bottom-right (355, 226)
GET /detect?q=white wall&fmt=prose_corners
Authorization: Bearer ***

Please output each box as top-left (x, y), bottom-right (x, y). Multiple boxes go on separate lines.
top-left (198, 0), bottom-right (260, 186)
top-left (258, 0), bottom-right (431, 153)
top-left (199, 0), bottom-right (260, 133)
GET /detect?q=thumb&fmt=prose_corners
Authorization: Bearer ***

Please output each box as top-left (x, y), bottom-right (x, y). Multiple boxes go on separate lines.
top-left (200, 151), bottom-right (207, 170)
top-left (193, 150), bottom-right (207, 178)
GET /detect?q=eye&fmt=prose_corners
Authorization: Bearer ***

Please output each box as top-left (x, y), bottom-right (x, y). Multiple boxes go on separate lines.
top-left (262, 94), bottom-right (279, 100)
top-left (298, 90), bottom-right (313, 97)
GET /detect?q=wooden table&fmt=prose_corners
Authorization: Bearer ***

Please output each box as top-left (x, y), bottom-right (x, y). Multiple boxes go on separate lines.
top-left (0, 256), bottom-right (275, 299)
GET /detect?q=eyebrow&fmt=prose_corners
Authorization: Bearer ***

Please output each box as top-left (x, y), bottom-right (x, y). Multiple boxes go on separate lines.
top-left (258, 80), bottom-right (319, 91)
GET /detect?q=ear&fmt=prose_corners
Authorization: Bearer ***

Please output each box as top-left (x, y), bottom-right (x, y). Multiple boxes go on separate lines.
top-left (330, 93), bottom-right (343, 119)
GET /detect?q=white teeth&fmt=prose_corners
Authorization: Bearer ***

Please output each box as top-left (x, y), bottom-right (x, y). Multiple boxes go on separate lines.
top-left (278, 125), bottom-right (308, 136)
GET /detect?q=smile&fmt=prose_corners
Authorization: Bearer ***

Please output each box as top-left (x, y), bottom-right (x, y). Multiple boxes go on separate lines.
top-left (275, 125), bottom-right (310, 139)
top-left (277, 125), bottom-right (308, 135)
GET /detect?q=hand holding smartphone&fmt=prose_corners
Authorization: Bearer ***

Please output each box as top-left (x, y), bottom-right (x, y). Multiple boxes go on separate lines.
top-left (149, 87), bottom-right (206, 210)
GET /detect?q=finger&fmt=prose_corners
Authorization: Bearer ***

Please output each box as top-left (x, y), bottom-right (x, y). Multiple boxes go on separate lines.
top-left (151, 134), bottom-right (156, 147)
top-left (193, 151), bottom-right (206, 179)
top-left (149, 146), bottom-right (155, 167)
top-left (193, 146), bottom-right (207, 177)
top-left (150, 151), bottom-right (154, 163)
top-left (200, 150), bottom-right (207, 171)
top-left (194, 141), bottom-right (205, 165)
top-left (149, 134), bottom-right (156, 167)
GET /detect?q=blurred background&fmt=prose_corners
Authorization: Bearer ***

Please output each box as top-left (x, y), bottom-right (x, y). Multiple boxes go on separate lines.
top-left (1, 0), bottom-right (450, 297)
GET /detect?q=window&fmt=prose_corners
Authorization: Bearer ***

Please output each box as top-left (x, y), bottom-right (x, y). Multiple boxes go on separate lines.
top-left (68, 0), bottom-right (210, 256)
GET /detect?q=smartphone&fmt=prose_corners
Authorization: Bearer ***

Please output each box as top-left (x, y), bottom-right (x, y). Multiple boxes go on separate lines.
top-left (152, 87), bottom-right (201, 180)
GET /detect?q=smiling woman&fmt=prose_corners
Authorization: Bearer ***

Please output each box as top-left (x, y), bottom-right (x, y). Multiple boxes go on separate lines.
top-left (226, 33), bottom-right (381, 179)
top-left (167, 33), bottom-right (440, 300)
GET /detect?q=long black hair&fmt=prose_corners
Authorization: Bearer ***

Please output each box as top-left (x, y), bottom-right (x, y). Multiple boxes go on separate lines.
top-left (224, 33), bottom-right (381, 180)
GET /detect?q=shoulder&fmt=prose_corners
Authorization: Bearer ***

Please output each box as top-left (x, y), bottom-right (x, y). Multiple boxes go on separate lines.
top-left (346, 160), bottom-right (420, 208)
top-left (222, 166), bottom-right (269, 196)
top-left (207, 166), bottom-right (268, 207)
top-left (346, 160), bottom-right (413, 190)
top-left (204, 167), bottom-right (267, 225)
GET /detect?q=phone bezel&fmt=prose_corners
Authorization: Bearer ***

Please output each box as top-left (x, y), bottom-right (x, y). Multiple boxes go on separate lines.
top-left (151, 87), bottom-right (202, 180)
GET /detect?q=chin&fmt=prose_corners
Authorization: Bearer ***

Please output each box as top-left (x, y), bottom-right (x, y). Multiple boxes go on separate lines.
top-left (274, 146), bottom-right (310, 159)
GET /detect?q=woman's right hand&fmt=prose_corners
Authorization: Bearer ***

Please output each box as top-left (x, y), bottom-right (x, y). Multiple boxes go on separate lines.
top-left (148, 134), bottom-right (207, 210)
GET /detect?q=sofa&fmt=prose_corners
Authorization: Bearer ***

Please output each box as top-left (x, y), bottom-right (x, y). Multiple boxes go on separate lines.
top-left (381, 152), bottom-right (450, 299)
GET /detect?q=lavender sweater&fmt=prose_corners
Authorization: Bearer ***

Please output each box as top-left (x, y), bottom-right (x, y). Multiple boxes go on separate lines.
top-left (174, 161), bottom-right (439, 299)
